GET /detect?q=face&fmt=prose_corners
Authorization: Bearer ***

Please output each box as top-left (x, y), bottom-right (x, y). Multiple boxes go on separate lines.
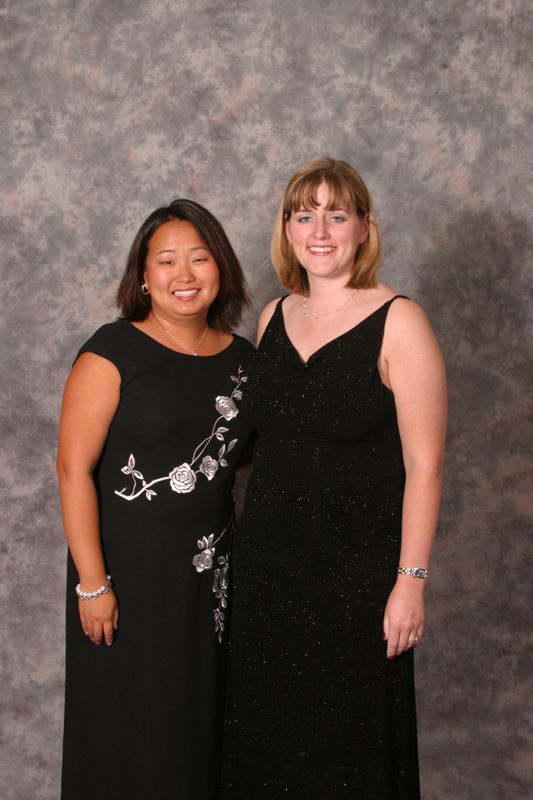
top-left (144, 220), bottom-right (220, 322)
top-left (284, 182), bottom-right (369, 283)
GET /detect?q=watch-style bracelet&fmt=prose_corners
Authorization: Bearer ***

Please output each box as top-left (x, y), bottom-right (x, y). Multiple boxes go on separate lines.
top-left (397, 567), bottom-right (428, 580)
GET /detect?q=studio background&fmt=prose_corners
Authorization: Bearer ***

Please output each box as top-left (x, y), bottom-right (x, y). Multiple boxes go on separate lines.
top-left (1, 1), bottom-right (531, 798)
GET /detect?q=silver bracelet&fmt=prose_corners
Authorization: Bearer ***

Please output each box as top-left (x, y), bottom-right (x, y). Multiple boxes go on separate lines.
top-left (397, 567), bottom-right (428, 580)
top-left (76, 575), bottom-right (112, 600)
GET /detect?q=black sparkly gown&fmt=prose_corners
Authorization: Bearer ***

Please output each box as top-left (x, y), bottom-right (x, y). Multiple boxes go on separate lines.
top-left (222, 296), bottom-right (420, 799)
top-left (61, 320), bottom-right (255, 800)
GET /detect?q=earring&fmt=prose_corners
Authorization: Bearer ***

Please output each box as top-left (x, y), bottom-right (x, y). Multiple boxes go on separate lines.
top-left (141, 283), bottom-right (150, 295)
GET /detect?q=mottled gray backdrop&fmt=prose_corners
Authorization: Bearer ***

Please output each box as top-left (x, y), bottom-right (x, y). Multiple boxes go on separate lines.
top-left (1, 1), bottom-right (531, 798)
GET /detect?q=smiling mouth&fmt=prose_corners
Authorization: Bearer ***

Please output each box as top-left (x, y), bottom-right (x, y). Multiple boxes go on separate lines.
top-left (172, 289), bottom-right (200, 299)
top-left (308, 246), bottom-right (336, 255)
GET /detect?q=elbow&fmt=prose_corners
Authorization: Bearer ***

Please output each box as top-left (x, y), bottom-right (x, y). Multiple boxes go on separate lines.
top-left (404, 454), bottom-right (444, 484)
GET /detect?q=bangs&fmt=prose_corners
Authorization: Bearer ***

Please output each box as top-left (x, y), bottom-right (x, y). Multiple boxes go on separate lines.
top-left (286, 174), bottom-right (357, 215)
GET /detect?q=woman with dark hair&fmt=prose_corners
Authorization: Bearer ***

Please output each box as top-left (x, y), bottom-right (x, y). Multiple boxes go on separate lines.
top-left (222, 158), bottom-right (447, 798)
top-left (57, 199), bottom-right (254, 800)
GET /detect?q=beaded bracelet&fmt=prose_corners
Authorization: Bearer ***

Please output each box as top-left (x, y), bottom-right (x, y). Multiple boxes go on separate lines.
top-left (76, 575), bottom-right (112, 600)
top-left (397, 567), bottom-right (428, 580)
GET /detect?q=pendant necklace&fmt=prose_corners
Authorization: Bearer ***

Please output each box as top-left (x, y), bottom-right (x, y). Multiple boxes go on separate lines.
top-left (301, 288), bottom-right (358, 320)
top-left (152, 315), bottom-right (209, 356)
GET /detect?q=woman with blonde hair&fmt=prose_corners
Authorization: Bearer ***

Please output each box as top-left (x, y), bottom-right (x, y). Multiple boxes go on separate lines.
top-left (222, 157), bottom-right (447, 798)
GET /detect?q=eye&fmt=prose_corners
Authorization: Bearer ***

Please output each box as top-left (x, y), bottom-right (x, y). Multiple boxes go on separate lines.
top-left (160, 259), bottom-right (174, 266)
top-left (330, 214), bottom-right (346, 223)
top-left (192, 256), bottom-right (208, 263)
top-left (296, 214), bottom-right (313, 223)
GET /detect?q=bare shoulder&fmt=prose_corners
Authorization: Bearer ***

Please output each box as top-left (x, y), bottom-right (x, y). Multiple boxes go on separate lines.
top-left (385, 295), bottom-right (435, 339)
top-left (257, 296), bottom-right (283, 344)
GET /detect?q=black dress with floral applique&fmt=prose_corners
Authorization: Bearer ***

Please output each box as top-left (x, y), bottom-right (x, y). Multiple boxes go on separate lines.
top-left (222, 296), bottom-right (420, 799)
top-left (61, 320), bottom-right (254, 800)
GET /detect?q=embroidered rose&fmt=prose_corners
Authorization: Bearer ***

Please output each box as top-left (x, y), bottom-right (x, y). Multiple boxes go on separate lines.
top-left (199, 455), bottom-right (219, 481)
top-left (215, 395), bottom-right (239, 421)
top-left (193, 548), bottom-right (215, 572)
top-left (169, 463), bottom-right (197, 494)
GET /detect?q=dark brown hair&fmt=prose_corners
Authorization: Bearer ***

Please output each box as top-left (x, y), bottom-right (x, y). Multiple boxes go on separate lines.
top-left (116, 199), bottom-right (249, 331)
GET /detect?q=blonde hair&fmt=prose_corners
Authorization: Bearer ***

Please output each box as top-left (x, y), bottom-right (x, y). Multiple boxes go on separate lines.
top-left (271, 157), bottom-right (382, 294)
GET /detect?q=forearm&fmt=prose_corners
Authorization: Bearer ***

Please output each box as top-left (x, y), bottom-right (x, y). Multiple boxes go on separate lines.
top-left (398, 465), bottom-right (443, 570)
top-left (58, 469), bottom-right (107, 588)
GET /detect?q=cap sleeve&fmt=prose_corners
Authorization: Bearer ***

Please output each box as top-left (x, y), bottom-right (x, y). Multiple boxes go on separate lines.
top-left (75, 320), bottom-right (132, 383)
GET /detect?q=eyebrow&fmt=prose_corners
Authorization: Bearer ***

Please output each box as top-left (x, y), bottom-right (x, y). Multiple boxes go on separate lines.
top-left (155, 246), bottom-right (210, 256)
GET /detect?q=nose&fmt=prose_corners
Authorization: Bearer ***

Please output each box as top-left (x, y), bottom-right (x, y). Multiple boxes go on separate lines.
top-left (312, 216), bottom-right (330, 239)
top-left (174, 260), bottom-right (195, 282)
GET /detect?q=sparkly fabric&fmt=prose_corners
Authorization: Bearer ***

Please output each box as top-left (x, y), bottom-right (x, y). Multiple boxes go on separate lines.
top-left (222, 296), bottom-right (420, 799)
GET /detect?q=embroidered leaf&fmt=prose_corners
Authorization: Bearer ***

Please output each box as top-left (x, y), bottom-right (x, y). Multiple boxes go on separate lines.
top-left (121, 466), bottom-right (131, 474)
top-left (128, 454), bottom-right (135, 470)
top-left (218, 445), bottom-right (226, 459)
top-left (218, 426), bottom-right (229, 433)
top-left (145, 489), bottom-right (156, 500)
top-left (133, 470), bottom-right (144, 479)
top-left (215, 432), bottom-right (224, 441)
top-left (142, 480), bottom-right (146, 486)
top-left (197, 539), bottom-right (204, 549)
top-left (233, 389), bottom-right (242, 400)
top-left (230, 375), bottom-right (239, 383)
top-left (219, 458), bottom-right (228, 467)
top-left (227, 439), bottom-right (238, 452)
top-left (207, 534), bottom-right (215, 546)
top-left (146, 493), bottom-right (152, 501)
top-left (240, 376), bottom-right (248, 382)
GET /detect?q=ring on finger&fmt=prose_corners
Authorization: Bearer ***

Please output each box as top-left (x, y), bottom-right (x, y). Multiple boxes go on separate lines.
top-left (408, 633), bottom-right (420, 643)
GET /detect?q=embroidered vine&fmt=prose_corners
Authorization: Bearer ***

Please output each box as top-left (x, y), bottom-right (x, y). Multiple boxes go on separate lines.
top-left (114, 366), bottom-right (247, 501)
top-left (192, 515), bottom-right (233, 643)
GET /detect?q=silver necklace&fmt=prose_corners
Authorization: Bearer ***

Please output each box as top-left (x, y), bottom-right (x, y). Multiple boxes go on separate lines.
top-left (152, 315), bottom-right (209, 356)
top-left (301, 288), bottom-right (358, 320)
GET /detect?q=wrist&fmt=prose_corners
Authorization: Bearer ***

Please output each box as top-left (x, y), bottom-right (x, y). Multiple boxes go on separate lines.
top-left (76, 575), bottom-right (112, 601)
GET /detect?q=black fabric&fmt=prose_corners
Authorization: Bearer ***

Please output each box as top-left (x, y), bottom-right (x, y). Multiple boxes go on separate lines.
top-left (222, 297), bottom-right (420, 799)
top-left (61, 320), bottom-right (255, 800)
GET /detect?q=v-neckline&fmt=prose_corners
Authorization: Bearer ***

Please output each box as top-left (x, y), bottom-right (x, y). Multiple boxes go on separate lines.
top-left (278, 297), bottom-right (398, 367)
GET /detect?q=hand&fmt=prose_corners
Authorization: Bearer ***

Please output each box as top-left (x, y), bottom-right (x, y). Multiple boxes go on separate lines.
top-left (383, 578), bottom-right (425, 659)
top-left (79, 589), bottom-right (119, 646)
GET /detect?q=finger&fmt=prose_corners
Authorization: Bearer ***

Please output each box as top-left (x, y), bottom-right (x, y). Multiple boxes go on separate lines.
top-left (92, 622), bottom-right (103, 646)
top-left (113, 606), bottom-right (119, 630)
top-left (382, 613), bottom-right (389, 642)
top-left (397, 629), bottom-right (411, 653)
top-left (103, 620), bottom-right (114, 647)
top-left (387, 630), bottom-right (401, 659)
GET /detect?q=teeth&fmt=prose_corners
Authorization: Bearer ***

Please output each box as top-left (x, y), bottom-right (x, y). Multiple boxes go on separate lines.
top-left (309, 247), bottom-right (335, 253)
top-left (173, 289), bottom-right (199, 297)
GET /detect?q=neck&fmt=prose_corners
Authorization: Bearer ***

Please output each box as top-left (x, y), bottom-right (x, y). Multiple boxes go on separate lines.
top-left (150, 309), bottom-right (209, 337)
top-left (305, 275), bottom-right (354, 301)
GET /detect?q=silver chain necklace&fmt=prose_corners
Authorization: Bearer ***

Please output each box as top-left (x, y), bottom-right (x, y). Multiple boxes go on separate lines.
top-left (300, 288), bottom-right (358, 320)
top-left (152, 314), bottom-right (209, 356)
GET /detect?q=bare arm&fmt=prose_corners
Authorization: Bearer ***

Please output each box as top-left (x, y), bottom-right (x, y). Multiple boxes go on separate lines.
top-left (380, 300), bottom-right (447, 657)
top-left (57, 352), bottom-right (121, 645)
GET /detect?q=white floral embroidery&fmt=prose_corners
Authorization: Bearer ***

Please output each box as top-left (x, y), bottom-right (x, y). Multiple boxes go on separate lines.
top-left (169, 463), bottom-right (197, 494)
top-left (199, 455), bottom-right (219, 481)
top-left (192, 517), bottom-right (233, 642)
top-left (114, 366), bottom-right (246, 501)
